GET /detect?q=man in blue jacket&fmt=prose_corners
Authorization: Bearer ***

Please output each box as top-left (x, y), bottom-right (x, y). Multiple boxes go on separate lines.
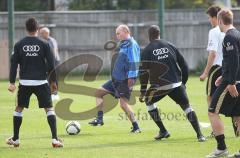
top-left (89, 24), bottom-right (141, 133)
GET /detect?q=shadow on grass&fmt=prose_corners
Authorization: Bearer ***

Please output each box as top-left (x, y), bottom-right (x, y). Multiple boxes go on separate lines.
top-left (0, 136), bottom-right (203, 151)
top-left (20, 133), bottom-right (94, 140)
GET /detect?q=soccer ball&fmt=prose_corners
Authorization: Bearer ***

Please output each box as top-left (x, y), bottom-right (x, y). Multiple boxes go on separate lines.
top-left (66, 121), bottom-right (81, 135)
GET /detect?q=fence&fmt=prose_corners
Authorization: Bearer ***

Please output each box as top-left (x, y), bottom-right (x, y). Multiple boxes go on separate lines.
top-left (1, 9), bottom-right (240, 79)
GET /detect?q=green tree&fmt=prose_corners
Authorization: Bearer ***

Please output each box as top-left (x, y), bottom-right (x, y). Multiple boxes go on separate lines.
top-left (0, 0), bottom-right (7, 11)
top-left (68, 0), bottom-right (215, 10)
top-left (69, 0), bottom-right (116, 10)
top-left (117, 0), bottom-right (157, 10)
top-left (15, 0), bottom-right (47, 11)
top-left (0, 0), bottom-right (54, 11)
top-left (165, 0), bottom-right (213, 9)
top-left (69, 0), bottom-right (158, 10)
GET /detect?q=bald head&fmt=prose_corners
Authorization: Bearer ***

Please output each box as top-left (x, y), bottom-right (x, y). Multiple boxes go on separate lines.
top-left (39, 27), bottom-right (50, 40)
top-left (148, 25), bottom-right (160, 42)
top-left (116, 24), bottom-right (131, 41)
top-left (116, 24), bottom-right (130, 34)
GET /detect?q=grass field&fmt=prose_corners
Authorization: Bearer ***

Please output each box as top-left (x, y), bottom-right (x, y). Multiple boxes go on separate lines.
top-left (0, 76), bottom-right (239, 158)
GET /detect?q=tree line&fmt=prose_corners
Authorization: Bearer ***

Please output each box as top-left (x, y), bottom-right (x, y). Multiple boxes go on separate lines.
top-left (0, 0), bottom-right (240, 11)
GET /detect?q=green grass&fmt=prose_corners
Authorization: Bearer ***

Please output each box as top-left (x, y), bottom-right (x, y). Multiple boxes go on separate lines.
top-left (0, 76), bottom-right (239, 158)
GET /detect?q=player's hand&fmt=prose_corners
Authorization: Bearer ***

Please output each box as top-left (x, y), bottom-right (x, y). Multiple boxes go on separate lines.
top-left (50, 82), bottom-right (57, 93)
top-left (128, 78), bottom-right (136, 88)
top-left (199, 72), bottom-right (207, 81)
top-left (139, 93), bottom-right (145, 103)
top-left (227, 84), bottom-right (239, 98)
top-left (233, 117), bottom-right (240, 137)
top-left (215, 76), bottom-right (222, 87)
top-left (236, 123), bottom-right (240, 137)
top-left (8, 83), bottom-right (16, 93)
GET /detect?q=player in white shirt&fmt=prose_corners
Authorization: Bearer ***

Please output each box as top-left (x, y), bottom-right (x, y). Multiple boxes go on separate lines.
top-left (200, 6), bottom-right (224, 104)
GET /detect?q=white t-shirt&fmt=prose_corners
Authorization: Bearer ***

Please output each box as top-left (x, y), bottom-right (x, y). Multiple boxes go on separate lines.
top-left (19, 80), bottom-right (48, 86)
top-left (207, 26), bottom-right (225, 66)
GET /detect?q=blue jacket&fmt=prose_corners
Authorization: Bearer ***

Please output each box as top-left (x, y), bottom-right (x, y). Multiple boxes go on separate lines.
top-left (112, 37), bottom-right (140, 81)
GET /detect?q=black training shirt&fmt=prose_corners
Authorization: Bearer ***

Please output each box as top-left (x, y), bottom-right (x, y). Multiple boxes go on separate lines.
top-left (139, 39), bottom-right (188, 93)
top-left (222, 28), bottom-right (240, 85)
top-left (9, 36), bottom-right (56, 83)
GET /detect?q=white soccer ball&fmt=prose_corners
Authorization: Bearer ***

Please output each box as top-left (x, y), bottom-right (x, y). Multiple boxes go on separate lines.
top-left (66, 121), bottom-right (81, 135)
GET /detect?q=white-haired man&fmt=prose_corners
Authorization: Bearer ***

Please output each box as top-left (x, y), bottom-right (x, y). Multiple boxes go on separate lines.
top-left (39, 27), bottom-right (60, 101)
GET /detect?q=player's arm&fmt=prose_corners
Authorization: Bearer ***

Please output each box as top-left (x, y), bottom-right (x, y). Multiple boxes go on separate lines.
top-left (8, 43), bottom-right (19, 92)
top-left (139, 49), bottom-right (150, 102)
top-left (224, 36), bottom-right (239, 97)
top-left (200, 51), bottom-right (216, 81)
top-left (127, 44), bottom-right (140, 88)
top-left (175, 48), bottom-right (189, 85)
top-left (200, 30), bottom-right (218, 81)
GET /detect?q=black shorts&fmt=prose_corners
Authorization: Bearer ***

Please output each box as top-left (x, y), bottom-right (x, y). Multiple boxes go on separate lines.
top-left (17, 83), bottom-right (52, 108)
top-left (206, 65), bottom-right (222, 96)
top-left (145, 85), bottom-right (189, 109)
top-left (102, 79), bottom-right (134, 100)
top-left (209, 82), bottom-right (240, 117)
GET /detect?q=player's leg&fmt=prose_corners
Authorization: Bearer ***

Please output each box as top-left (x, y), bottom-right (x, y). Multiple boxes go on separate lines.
top-left (231, 117), bottom-right (238, 136)
top-left (207, 116), bottom-right (228, 157)
top-left (228, 118), bottom-right (240, 158)
top-left (44, 107), bottom-right (63, 148)
top-left (227, 95), bottom-right (240, 157)
top-left (206, 84), bottom-right (232, 157)
top-left (231, 83), bottom-right (240, 137)
top-left (231, 93), bottom-right (240, 136)
top-left (145, 88), bottom-right (170, 140)
top-left (206, 66), bottom-right (222, 106)
top-left (168, 85), bottom-right (206, 142)
top-left (44, 108), bottom-right (57, 139)
top-left (51, 60), bottom-right (60, 101)
top-left (89, 80), bottom-right (112, 126)
top-left (35, 83), bottom-right (63, 148)
top-left (13, 106), bottom-right (24, 140)
top-left (6, 106), bottom-right (24, 147)
top-left (7, 85), bottom-right (31, 147)
top-left (119, 97), bottom-right (140, 133)
top-left (232, 116), bottom-right (240, 136)
top-left (111, 79), bottom-right (140, 133)
top-left (206, 71), bottom-right (214, 105)
top-left (206, 66), bottom-right (222, 138)
top-left (208, 112), bottom-right (226, 151)
top-left (207, 95), bottom-right (215, 138)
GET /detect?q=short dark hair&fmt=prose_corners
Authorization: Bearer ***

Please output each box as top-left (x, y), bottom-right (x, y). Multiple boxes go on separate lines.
top-left (217, 9), bottom-right (233, 25)
top-left (25, 17), bottom-right (38, 33)
top-left (148, 25), bottom-right (160, 42)
top-left (206, 6), bottom-right (221, 17)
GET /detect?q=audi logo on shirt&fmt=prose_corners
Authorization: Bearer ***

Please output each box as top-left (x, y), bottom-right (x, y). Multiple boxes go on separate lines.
top-left (23, 45), bottom-right (40, 52)
top-left (153, 48), bottom-right (169, 60)
top-left (153, 48), bottom-right (169, 56)
top-left (26, 52), bottom-right (38, 56)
